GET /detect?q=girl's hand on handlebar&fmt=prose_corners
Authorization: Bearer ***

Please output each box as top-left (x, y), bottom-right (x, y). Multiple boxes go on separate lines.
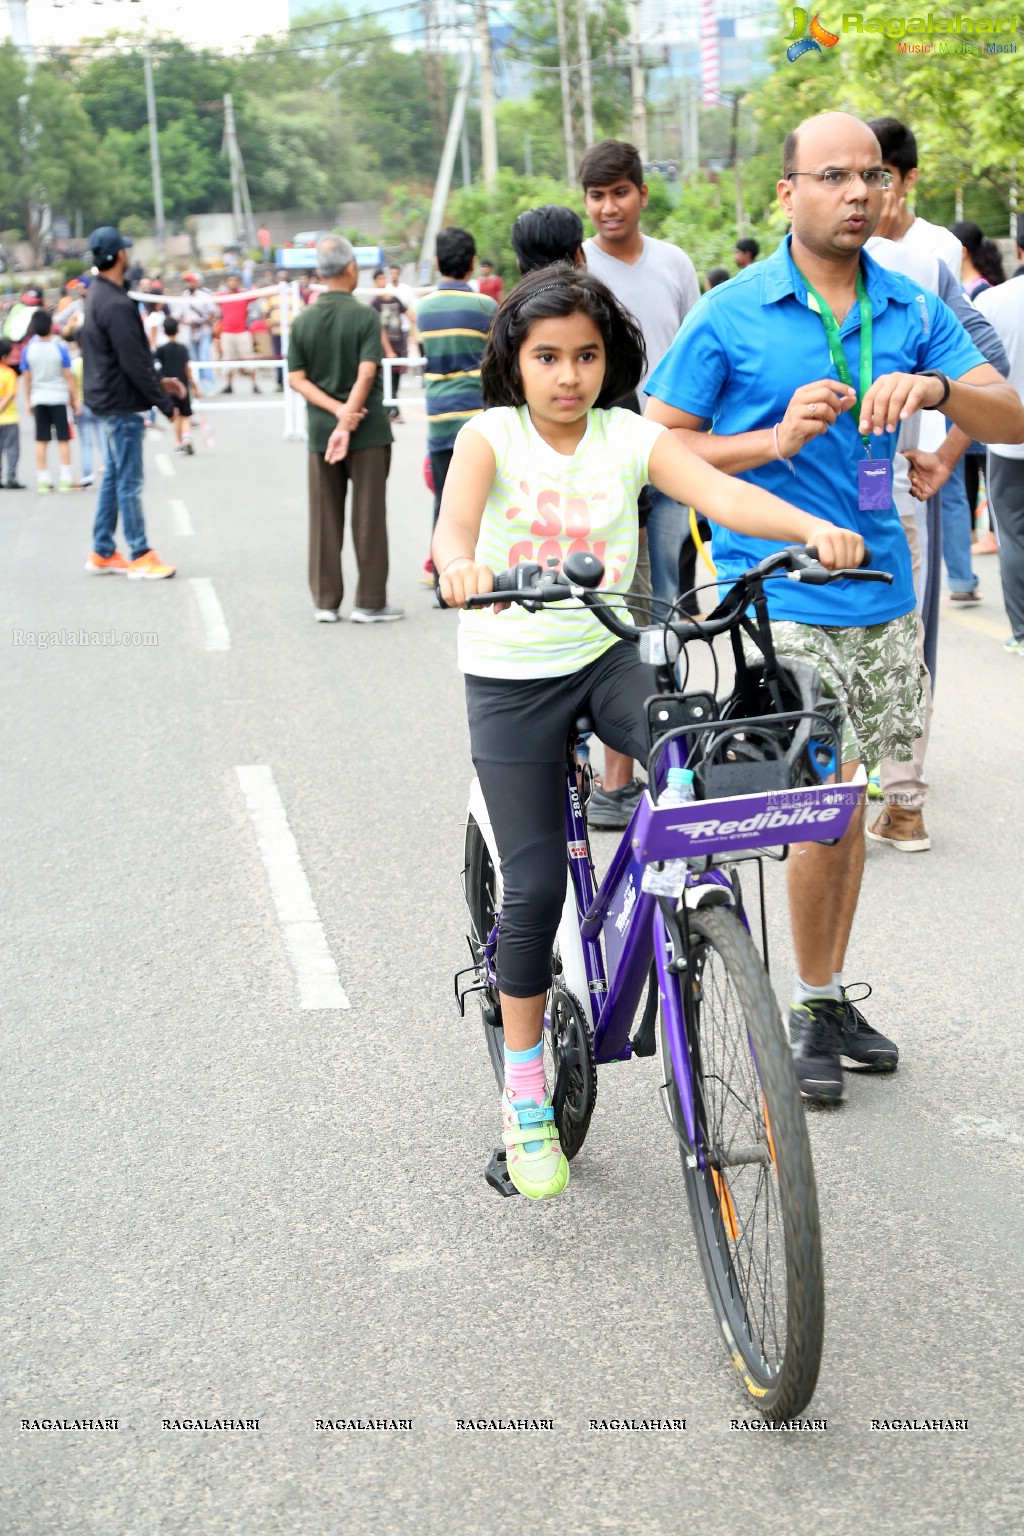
top-left (439, 560), bottom-right (508, 612)
top-left (805, 522), bottom-right (865, 571)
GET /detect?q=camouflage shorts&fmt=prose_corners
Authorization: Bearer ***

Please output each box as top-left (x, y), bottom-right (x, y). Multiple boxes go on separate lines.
top-left (743, 611), bottom-right (924, 767)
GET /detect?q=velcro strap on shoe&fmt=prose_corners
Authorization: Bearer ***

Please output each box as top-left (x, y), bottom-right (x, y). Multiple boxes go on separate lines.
top-left (512, 1104), bottom-right (554, 1129)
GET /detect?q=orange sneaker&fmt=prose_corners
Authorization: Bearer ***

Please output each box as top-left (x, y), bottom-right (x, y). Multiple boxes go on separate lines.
top-left (126, 549), bottom-right (175, 580)
top-left (85, 550), bottom-right (129, 575)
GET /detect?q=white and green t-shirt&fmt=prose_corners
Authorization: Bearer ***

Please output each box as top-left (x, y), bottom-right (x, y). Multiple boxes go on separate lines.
top-left (457, 405), bottom-right (665, 679)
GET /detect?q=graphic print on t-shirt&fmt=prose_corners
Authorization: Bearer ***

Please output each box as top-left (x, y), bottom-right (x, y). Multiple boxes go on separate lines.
top-left (501, 482), bottom-right (629, 586)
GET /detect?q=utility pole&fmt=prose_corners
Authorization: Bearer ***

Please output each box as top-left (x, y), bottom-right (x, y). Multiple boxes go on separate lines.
top-left (576, 0), bottom-right (595, 150)
top-left (629, 0), bottom-right (648, 160)
top-left (143, 43), bottom-right (166, 256)
top-left (418, 47), bottom-right (474, 285)
top-left (554, 0), bottom-right (576, 185)
top-left (223, 93), bottom-right (257, 253)
top-left (477, 3), bottom-right (498, 192)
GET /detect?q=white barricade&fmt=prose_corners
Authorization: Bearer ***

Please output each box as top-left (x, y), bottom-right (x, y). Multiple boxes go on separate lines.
top-left (130, 280), bottom-right (432, 440)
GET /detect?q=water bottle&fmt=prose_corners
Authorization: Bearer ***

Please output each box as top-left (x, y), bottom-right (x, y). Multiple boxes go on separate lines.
top-left (642, 767), bottom-right (695, 897)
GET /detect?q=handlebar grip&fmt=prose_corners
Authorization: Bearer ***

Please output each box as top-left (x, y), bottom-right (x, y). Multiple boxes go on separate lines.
top-left (804, 542), bottom-right (873, 567)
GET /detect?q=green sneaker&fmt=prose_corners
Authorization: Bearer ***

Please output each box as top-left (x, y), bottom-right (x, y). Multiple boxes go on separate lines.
top-left (502, 1092), bottom-right (570, 1200)
top-left (867, 764), bottom-right (883, 801)
top-left (1004, 635), bottom-right (1024, 656)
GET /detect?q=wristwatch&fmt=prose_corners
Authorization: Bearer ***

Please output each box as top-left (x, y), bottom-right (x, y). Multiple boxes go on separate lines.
top-left (919, 369), bottom-right (950, 408)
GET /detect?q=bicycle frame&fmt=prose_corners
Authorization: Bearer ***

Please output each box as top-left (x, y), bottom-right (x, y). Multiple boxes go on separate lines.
top-left (466, 753), bottom-right (865, 1151)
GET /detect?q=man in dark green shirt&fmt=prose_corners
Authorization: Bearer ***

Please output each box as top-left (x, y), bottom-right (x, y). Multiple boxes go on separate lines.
top-left (287, 235), bottom-right (402, 623)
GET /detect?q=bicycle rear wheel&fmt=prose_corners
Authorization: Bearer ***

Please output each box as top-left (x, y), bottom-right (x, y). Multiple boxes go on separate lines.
top-left (463, 818), bottom-right (596, 1161)
top-left (659, 906), bottom-right (824, 1421)
top-left (464, 816), bottom-right (505, 1088)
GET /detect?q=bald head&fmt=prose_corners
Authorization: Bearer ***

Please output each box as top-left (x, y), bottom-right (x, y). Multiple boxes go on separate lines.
top-left (783, 112), bottom-right (880, 178)
top-left (778, 112), bottom-right (888, 266)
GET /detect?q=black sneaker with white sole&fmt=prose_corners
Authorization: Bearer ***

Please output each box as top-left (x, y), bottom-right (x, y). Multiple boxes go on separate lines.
top-left (788, 997), bottom-right (846, 1104)
top-left (586, 777), bottom-right (645, 831)
top-left (839, 983), bottom-right (899, 1072)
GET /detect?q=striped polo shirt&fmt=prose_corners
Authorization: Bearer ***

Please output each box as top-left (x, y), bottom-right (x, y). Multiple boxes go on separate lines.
top-left (416, 281), bottom-right (498, 452)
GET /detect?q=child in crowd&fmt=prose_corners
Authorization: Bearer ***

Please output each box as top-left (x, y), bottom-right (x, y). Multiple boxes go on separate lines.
top-left (20, 311), bottom-right (76, 493)
top-left (69, 342), bottom-right (103, 489)
top-left (0, 337), bottom-right (25, 488)
top-left (155, 317), bottom-right (193, 454)
top-left (432, 266), bottom-right (862, 1200)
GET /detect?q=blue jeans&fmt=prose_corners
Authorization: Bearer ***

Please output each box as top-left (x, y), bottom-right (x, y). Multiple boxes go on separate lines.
top-left (940, 455), bottom-right (979, 594)
top-left (93, 413), bottom-right (148, 559)
top-left (189, 330), bottom-right (213, 393)
top-left (76, 406), bottom-right (103, 481)
top-left (645, 487), bottom-right (691, 614)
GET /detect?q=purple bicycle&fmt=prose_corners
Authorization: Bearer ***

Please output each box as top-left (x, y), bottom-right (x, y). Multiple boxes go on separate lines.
top-left (456, 544), bottom-right (891, 1420)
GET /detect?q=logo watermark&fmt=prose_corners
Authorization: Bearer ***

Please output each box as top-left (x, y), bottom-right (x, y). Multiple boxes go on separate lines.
top-left (787, 9), bottom-right (840, 61)
top-left (12, 627), bottom-right (159, 651)
top-left (786, 9), bottom-right (1020, 60)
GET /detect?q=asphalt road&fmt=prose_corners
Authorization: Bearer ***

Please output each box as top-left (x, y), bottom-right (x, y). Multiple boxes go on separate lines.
top-left (2, 398), bottom-right (1022, 1536)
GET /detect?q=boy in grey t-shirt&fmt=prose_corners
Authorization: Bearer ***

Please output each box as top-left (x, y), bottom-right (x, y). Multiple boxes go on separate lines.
top-left (21, 310), bottom-right (77, 492)
top-left (580, 139), bottom-right (702, 830)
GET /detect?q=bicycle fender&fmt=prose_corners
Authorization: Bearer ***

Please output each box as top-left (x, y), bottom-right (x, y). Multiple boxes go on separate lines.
top-left (555, 886), bottom-right (596, 1032)
top-left (467, 777), bottom-right (504, 902)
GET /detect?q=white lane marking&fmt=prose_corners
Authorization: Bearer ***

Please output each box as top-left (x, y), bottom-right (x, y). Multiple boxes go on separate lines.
top-left (953, 1114), bottom-right (1023, 1146)
top-left (155, 453), bottom-right (174, 478)
top-left (170, 498), bottom-right (193, 536)
top-left (189, 577), bottom-right (231, 651)
top-left (235, 766), bottom-right (350, 1010)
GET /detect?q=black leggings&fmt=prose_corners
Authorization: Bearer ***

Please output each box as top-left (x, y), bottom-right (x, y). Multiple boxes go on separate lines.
top-left (466, 643), bottom-right (656, 997)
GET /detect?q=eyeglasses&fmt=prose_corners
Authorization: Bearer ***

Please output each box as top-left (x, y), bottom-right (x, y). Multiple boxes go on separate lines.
top-left (788, 169), bottom-right (893, 190)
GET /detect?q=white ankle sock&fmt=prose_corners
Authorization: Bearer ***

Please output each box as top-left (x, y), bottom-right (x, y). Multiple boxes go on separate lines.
top-left (793, 975), bottom-right (841, 1006)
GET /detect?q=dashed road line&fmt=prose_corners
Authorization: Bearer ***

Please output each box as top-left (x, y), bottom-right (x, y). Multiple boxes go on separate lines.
top-left (154, 453), bottom-right (174, 478)
top-left (170, 499), bottom-right (194, 537)
top-left (188, 577), bottom-right (231, 651)
top-left (235, 766), bottom-right (350, 1010)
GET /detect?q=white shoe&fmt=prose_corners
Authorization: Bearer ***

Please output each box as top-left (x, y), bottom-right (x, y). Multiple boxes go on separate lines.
top-left (314, 608), bottom-right (341, 623)
top-left (349, 605), bottom-right (405, 624)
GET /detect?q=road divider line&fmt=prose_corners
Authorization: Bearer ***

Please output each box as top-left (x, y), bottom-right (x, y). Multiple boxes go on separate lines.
top-left (235, 766), bottom-right (350, 1010)
top-left (170, 498), bottom-right (194, 536)
top-left (189, 577), bottom-right (231, 651)
top-left (155, 453), bottom-right (174, 478)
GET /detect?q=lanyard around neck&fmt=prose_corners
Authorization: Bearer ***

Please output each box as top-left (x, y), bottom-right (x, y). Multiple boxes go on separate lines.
top-left (797, 265), bottom-right (874, 452)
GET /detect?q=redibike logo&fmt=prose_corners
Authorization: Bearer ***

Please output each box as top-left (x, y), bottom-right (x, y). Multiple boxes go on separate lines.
top-left (670, 806), bottom-right (843, 839)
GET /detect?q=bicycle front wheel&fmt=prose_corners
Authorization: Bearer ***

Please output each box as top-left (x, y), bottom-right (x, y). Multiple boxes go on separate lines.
top-left (659, 906), bottom-right (824, 1421)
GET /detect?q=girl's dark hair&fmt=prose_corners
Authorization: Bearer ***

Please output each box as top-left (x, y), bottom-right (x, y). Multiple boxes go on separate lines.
top-left (480, 264), bottom-right (647, 410)
top-left (27, 309), bottom-right (53, 337)
top-left (950, 220), bottom-right (1005, 287)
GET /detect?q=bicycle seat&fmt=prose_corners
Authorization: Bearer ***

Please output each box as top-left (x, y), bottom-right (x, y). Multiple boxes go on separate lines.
top-left (572, 712), bottom-right (595, 738)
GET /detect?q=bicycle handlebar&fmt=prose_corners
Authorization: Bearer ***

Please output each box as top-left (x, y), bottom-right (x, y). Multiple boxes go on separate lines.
top-left (463, 545), bottom-right (893, 655)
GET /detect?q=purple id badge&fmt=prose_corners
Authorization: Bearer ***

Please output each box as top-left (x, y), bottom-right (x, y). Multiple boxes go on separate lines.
top-left (858, 457), bottom-right (893, 511)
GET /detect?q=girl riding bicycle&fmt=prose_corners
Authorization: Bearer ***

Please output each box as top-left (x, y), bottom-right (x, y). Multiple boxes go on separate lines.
top-left (433, 264), bottom-right (863, 1201)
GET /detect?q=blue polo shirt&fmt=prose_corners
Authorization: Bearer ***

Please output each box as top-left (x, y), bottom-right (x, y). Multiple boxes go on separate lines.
top-left (646, 235), bottom-right (984, 626)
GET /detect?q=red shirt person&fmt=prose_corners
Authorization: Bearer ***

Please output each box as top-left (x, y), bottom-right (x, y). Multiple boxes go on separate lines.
top-left (216, 274), bottom-right (256, 394)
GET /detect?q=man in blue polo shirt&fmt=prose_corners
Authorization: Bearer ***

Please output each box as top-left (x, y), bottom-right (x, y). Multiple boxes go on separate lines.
top-left (645, 111), bottom-right (1024, 1104)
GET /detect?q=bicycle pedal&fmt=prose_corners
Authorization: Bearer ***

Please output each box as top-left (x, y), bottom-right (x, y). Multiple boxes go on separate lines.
top-left (484, 1147), bottom-right (519, 1197)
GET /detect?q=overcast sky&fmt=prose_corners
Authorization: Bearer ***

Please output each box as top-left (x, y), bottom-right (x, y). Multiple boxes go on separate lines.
top-left (2, 0), bottom-right (290, 54)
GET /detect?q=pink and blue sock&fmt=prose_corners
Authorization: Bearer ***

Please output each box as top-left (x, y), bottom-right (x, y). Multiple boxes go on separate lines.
top-left (504, 1039), bottom-right (547, 1105)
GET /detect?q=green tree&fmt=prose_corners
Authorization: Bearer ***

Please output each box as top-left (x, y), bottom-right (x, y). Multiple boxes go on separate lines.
top-left (0, 49), bottom-right (116, 263)
top-left (507, 0), bottom-right (633, 157)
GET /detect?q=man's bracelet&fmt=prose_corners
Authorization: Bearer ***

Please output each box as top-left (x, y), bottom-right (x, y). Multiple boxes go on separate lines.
top-left (919, 370), bottom-right (951, 408)
top-left (773, 422), bottom-right (796, 476)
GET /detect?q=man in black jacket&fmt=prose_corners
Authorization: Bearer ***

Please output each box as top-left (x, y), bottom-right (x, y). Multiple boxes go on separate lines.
top-left (80, 227), bottom-right (185, 577)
